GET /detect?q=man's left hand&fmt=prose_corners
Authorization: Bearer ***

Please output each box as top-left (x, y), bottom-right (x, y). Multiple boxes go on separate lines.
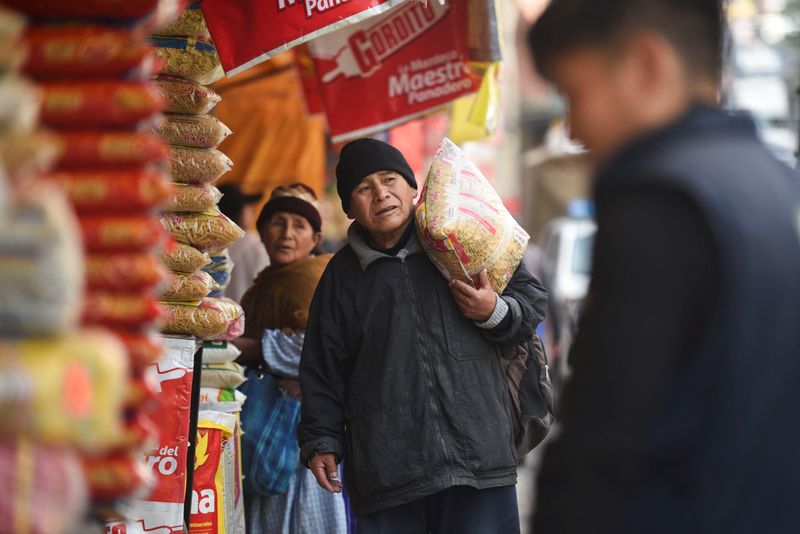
top-left (450, 269), bottom-right (497, 322)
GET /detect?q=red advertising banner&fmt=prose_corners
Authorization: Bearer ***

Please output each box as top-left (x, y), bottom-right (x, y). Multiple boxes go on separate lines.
top-left (308, 1), bottom-right (481, 142)
top-left (201, 0), bottom-right (407, 76)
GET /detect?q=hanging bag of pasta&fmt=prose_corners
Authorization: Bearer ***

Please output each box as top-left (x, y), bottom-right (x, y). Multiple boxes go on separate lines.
top-left (415, 138), bottom-right (529, 293)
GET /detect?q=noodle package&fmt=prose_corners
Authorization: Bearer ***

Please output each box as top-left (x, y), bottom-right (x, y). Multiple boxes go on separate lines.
top-left (161, 209), bottom-right (244, 252)
top-left (161, 241), bottom-right (211, 273)
top-left (415, 138), bottom-right (529, 293)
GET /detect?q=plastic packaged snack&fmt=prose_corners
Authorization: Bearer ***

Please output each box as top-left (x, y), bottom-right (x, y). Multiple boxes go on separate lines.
top-left (167, 183), bottom-right (223, 212)
top-left (202, 249), bottom-right (233, 297)
top-left (83, 451), bottom-right (151, 502)
top-left (169, 146), bottom-right (233, 184)
top-left (161, 209), bottom-right (244, 252)
top-left (23, 26), bottom-right (154, 78)
top-left (154, 113), bottom-right (232, 149)
top-left (161, 270), bottom-right (217, 301)
top-left (1, 0), bottom-right (163, 20)
top-left (40, 81), bottom-right (164, 129)
top-left (116, 331), bottom-right (165, 369)
top-left (156, 76), bottom-right (221, 115)
top-left (51, 131), bottom-right (168, 168)
top-left (83, 291), bottom-right (162, 328)
top-left (153, 37), bottom-right (224, 85)
top-left (86, 253), bottom-right (166, 291)
top-left (416, 138), bottom-right (530, 293)
top-left (48, 168), bottom-right (172, 212)
top-left (160, 297), bottom-right (244, 340)
top-left (157, 2), bottom-right (211, 39)
top-left (80, 215), bottom-right (164, 253)
top-left (0, 331), bottom-right (128, 451)
top-left (0, 440), bottom-right (88, 534)
top-left (0, 76), bottom-right (40, 133)
top-left (161, 240), bottom-right (211, 272)
top-left (0, 183), bottom-right (83, 337)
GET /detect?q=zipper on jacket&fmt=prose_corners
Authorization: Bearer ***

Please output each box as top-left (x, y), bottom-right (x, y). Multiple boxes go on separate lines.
top-left (401, 257), bottom-right (454, 484)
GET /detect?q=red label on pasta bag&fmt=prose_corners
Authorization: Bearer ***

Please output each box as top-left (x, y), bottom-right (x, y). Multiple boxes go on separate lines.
top-left (308, 1), bottom-right (480, 142)
top-left (201, 0), bottom-right (406, 76)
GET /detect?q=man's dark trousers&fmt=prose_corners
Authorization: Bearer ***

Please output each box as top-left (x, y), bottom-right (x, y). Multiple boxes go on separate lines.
top-left (357, 485), bottom-right (520, 534)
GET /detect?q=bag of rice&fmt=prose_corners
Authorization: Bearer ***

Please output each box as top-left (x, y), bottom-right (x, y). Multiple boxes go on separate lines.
top-left (86, 253), bottom-right (166, 291)
top-left (191, 411), bottom-right (238, 533)
top-left (49, 168), bottom-right (172, 213)
top-left (51, 131), bottom-right (168, 168)
top-left (200, 362), bottom-right (246, 389)
top-left (161, 240), bottom-right (211, 273)
top-left (156, 2), bottom-right (211, 39)
top-left (156, 76), bottom-right (221, 115)
top-left (23, 26), bottom-right (153, 78)
top-left (416, 138), bottom-right (530, 293)
top-left (199, 387), bottom-right (245, 405)
top-left (160, 297), bottom-right (244, 340)
top-left (152, 37), bottom-right (224, 85)
top-left (167, 183), bottom-right (223, 212)
top-left (40, 81), bottom-right (164, 129)
top-left (155, 113), bottom-right (232, 149)
top-left (169, 146), bottom-right (233, 184)
top-left (202, 340), bottom-right (241, 364)
top-left (162, 270), bottom-right (217, 302)
top-left (161, 209), bottom-right (244, 252)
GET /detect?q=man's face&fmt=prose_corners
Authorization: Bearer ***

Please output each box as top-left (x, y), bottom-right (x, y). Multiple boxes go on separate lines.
top-left (348, 171), bottom-right (417, 236)
top-left (550, 47), bottom-right (644, 163)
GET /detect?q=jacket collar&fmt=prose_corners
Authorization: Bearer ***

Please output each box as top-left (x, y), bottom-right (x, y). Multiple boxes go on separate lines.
top-left (347, 221), bottom-right (423, 271)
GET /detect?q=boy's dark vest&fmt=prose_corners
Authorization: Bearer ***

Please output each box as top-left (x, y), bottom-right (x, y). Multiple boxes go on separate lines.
top-left (596, 106), bottom-right (800, 534)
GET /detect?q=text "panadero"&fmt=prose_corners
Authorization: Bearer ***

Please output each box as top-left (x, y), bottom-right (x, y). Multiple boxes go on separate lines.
top-left (278, 0), bottom-right (352, 19)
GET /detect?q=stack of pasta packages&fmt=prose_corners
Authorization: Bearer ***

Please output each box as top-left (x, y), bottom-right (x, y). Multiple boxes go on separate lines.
top-left (0, 4), bottom-right (164, 533)
top-left (151, 6), bottom-right (247, 532)
top-left (151, 4), bottom-right (246, 347)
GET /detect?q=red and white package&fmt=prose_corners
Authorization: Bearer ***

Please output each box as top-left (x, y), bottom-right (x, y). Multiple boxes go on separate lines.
top-left (201, 0), bottom-right (406, 76)
top-left (309, 0), bottom-right (481, 141)
top-left (108, 337), bottom-right (196, 533)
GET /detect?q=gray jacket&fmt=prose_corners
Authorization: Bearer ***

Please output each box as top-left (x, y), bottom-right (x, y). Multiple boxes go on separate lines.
top-left (298, 223), bottom-right (548, 516)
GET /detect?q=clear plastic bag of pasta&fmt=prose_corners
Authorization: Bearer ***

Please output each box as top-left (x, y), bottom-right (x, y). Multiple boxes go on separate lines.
top-left (156, 76), bottom-right (221, 115)
top-left (161, 209), bottom-right (244, 252)
top-left (169, 146), bottom-right (232, 184)
top-left (152, 37), bottom-right (224, 85)
top-left (161, 240), bottom-right (211, 273)
top-left (161, 270), bottom-right (217, 301)
top-left (415, 138), bottom-right (530, 293)
top-left (167, 183), bottom-right (223, 212)
top-left (155, 113), bottom-right (232, 149)
top-left (159, 297), bottom-right (244, 340)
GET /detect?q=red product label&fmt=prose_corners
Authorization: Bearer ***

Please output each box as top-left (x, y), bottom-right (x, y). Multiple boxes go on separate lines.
top-left (190, 429), bottom-right (222, 534)
top-left (200, 0), bottom-right (404, 76)
top-left (447, 231), bottom-right (471, 266)
top-left (145, 356), bottom-right (194, 504)
top-left (308, 1), bottom-right (480, 141)
top-left (457, 206), bottom-right (497, 236)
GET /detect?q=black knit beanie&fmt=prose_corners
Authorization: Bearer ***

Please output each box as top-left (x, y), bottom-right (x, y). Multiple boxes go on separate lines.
top-left (335, 138), bottom-right (417, 213)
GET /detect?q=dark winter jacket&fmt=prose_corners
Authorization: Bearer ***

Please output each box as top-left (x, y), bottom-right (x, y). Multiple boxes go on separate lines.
top-left (298, 222), bottom-right (548, 516)
top-left (535, 106), bottom-right (800, 533)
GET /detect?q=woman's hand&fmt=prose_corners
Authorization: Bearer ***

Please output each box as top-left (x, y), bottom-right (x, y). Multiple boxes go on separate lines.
top-left (449, 269), bottom-right (497, 322)
top-left (232, 337), bottom-right (262, 367)
top-left (276, 378), bottom-right (302, 401)
top-left (309, 453), bottom-right (343, 493)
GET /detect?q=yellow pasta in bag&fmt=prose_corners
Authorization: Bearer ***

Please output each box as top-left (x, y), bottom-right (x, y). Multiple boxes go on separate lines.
top-left (415, 138), bottom-right (529, 293)
top-left (161, 209), bottom-right (244, 252)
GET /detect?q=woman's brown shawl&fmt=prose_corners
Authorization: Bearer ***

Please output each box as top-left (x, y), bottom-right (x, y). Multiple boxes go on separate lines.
top-left (240, 254), bottom-right (332, 338)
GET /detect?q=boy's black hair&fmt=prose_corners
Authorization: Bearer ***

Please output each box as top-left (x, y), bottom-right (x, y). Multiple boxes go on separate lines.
top-left (527, 0), bottom-right (724, 82)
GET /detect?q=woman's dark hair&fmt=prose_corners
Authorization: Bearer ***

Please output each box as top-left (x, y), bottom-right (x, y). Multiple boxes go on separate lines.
top-left (528, 0), bottom-right (724, 83)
